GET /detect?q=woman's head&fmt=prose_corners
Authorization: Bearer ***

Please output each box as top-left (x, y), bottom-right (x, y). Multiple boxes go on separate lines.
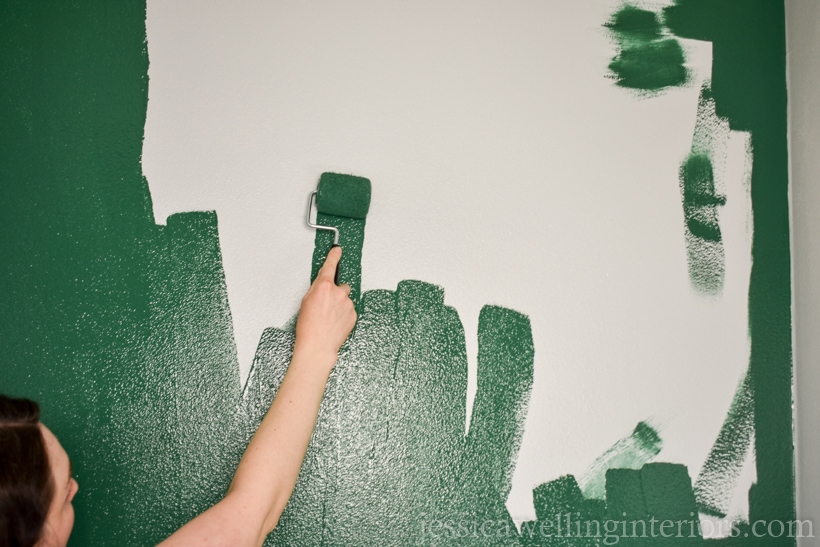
top-left (0, 396), bottom-right (77, 547)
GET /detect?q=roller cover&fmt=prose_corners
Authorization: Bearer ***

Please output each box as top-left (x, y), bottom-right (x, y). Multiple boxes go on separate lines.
top-left (316, 172), bottom-right (372, 219)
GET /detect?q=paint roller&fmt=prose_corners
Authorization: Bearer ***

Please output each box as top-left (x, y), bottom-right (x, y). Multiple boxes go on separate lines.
top-left (306, 172), bottom-right (371, 285)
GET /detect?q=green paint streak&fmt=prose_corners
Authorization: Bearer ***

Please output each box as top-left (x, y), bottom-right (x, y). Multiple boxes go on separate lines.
top-left (606, 6), bottom-right (687, 92)
top-left (680, 153), bottom-right (726, 294)
top-left (682, 154), bottom-right (724, 239)
top-left (666, 0), bottom-right (795, 535)
top-left (579, 421), bottom-right (663, 501)
top-left (680, 84), bottom-right (729, 294)
top-left (694, 371), bottom-right (754, 518)
top-left (243, 282), bottom-right (535, 545)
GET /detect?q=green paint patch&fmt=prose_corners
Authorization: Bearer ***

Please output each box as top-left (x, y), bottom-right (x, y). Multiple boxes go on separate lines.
top-left (1, 0), bottom-right (795, 545)
top-left (1, 6), bottom-right (536, 545)
top-left (682, 153), bottom-right (724, 241)
top-left (680, 152), bottom-right (726, 293)
top-left (523, 463), bottom-right (702, 547)
top-left (679, 84), bottom-right (730, 295)
top-left (579, 421), bottom-right (663, 501)
top-left (244, 280), bottom-right (535, 545)
top-left (605, 6), bottom-right (687, 92)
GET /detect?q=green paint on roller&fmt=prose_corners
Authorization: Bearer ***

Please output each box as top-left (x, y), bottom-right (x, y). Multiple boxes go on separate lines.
top-left (605, 6), bottom-right (687, 92)
top-left (309, 172), bottom-right (372, 307)
top-left (316, 172), bottom-right (372, 219)
top-left (579, 421), bottom-right (663, 501)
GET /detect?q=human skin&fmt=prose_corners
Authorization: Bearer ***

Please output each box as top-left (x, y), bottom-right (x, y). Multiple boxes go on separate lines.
top-left (37, 425), bottom-right (79, 547)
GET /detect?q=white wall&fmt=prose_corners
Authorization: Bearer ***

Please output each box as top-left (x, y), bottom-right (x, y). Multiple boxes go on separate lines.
top-left (786, 1), bottom-right (820, 545)
top-left (143, 0), bottom-right (758, 524)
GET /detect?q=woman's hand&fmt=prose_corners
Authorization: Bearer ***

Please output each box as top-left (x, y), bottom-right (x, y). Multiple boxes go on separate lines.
top-left (293, 246), bottom-right (357, 375)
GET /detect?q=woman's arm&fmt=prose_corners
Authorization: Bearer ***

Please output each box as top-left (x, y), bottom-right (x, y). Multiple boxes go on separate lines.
top-left (158, 247), bottom-right (356, 547)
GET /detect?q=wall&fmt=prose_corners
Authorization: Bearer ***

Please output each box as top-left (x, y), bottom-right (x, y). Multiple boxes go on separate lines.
top-left (786, 1), bottom-right (820, 545)
top-left (0, 1), bottom-right (799, 546)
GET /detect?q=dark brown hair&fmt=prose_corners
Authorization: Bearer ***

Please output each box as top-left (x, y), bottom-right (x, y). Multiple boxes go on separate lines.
top-left (0, 395), bottom-right (54, 547)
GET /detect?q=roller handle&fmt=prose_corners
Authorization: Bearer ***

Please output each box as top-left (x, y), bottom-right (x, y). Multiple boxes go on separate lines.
top-left (331, 244), bottom-right (341, 285)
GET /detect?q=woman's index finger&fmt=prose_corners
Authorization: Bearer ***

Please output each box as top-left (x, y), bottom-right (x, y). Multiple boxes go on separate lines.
top-left (317, 246), bottom-right (342, 282)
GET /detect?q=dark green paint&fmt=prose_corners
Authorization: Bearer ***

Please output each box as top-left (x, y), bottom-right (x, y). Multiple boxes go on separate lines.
top-left (602, 0), bottom-right (794, 541)
top-left (679, 84), bottom-right (728, 294)
top-left (1, 2), bottom-right (238, 544)
top-left (694, 372), bottom-right (754, 518)
top-left (579, 421), bottom-right (663, 501)
top-left (1, 3), bottom-right (535, 545)
top-left (522, 463), bottom-right (701, 546)
top-left (606, 6), bottom-right (687, 92)
top-left (607, 6), bottom-right (664, 41)
top-left (681, 154), bottom-right (725, 241)
top-left (0, 0), bottom-right (795, 545)
top-left (311, 213), bottom-right (366, 306)
top-left (316, 172), bottom-right (372, 220)
top-left (665, 0), bottom-right (795, 537)
top-left (241, 284), bottom-right (535, 546)
top-left (680, 152), bottom-right (726, 293)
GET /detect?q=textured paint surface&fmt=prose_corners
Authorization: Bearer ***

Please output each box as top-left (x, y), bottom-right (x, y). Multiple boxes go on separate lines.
top-left (599, 0), bottom-right (794, 542)
top-left (521, 464), bottom-right (701, 546)
top-left (1, 0), bottom-right (794, 545)
top-left (579, 422), bottom-right (663, 501)
top-left (605, 6), bottom-right (687, 92)
top-left (664, 0), bottom-right (795, 538)
top-left (680, 85), bottom-right (731, 294)
top-left (0, 4), bottom-right (240, 544)
top-left (694, 372), bottom-right (754, 518)
top-left (1, 2), bottom-right (535, 545)
top-left (243, 287), bottom-right (534, 546)
top-left (315, 172), bottom-right (371, 220)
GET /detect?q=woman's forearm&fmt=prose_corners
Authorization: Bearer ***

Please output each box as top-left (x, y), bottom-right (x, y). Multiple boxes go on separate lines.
top-left (227, 347), bottom-right (336, 537)
top-left (157, 247), bottom-right (356, 547)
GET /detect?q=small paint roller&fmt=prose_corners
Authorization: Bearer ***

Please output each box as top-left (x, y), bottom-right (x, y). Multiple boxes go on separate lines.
top-left (306, 172), bottom-right (371, 285)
